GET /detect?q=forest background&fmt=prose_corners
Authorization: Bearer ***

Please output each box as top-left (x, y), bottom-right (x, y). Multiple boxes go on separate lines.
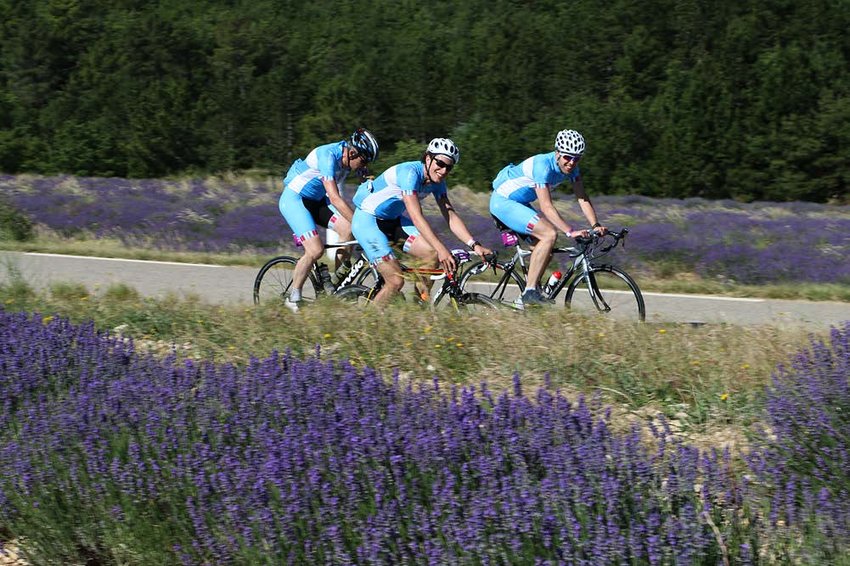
top-left (1, 0), bottom-right (848, 203)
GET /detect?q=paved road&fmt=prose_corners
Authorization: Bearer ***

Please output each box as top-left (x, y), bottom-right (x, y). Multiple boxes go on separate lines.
top-left (3, 251), bottom-right (850, 330)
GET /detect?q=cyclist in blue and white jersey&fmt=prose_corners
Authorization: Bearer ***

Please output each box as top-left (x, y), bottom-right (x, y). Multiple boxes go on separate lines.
top-left (352, 138), bottom-right (492, 305)
top-left (279, 128), bottom-right (379, 311)
top-left (490, 129), bottom-right (607, 306)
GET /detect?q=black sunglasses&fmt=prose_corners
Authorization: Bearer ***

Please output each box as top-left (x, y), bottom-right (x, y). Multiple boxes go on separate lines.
top-left (432, 156), bottom-right (454, 171)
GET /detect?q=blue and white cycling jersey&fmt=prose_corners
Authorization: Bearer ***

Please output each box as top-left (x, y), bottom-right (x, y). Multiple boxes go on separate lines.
top-left (492, 152), bottom-right (580, 204)
top-left (283, 141), bottom-right (352, 200)
top-left (353, 161), bottom-right (448, 219)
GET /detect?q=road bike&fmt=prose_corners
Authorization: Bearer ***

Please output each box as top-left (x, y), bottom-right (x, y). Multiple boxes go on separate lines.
top-left (253, 240), bottom-right (377, 305)
top-left (334, 249), bottom-right (499, 312)
top-left (459, 225), bottom-right (645, 321)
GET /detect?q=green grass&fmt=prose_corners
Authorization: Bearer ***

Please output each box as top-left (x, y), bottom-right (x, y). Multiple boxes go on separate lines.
top-left (1, 273), bottom-right (818, 452)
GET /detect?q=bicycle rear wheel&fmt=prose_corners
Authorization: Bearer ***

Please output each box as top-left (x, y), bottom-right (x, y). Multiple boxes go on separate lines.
top-left (253, 256), bottom-right (320, 305)
top-left (333, 284), bottom-right (375, 306)
top-left (458, 260), bottom-right (525, 306)
top-left (564, 265), bottom-right (645, 321)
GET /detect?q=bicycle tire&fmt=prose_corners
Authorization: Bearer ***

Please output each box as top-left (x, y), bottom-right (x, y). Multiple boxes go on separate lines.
top-left (458, 260), bottom-right (526, 306)
top-left (333, 283), bottom-right (375, 305)
top-left (564, 265), bottom-right (646, 322)
top-left (353, 264), bottom-right (378, 288)
top-left (451, 292), bottom-right (501, 312)
top-left (253, 256), bottom-right (320, 305)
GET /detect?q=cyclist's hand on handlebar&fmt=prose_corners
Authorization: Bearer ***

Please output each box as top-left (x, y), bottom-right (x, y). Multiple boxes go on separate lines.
top-left (592, 224), bottom-right (608, 236)
top-left (472, 243), bottom-right (493, 258)
top-left (567, 229), bottom-right (591, 239)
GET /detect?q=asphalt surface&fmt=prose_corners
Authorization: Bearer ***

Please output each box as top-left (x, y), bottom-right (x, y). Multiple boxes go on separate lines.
top-left (2, 251), bottom-right (850, 330)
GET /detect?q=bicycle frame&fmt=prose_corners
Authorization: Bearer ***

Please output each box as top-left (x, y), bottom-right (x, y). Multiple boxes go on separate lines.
top-left (469, 229), bottom-right (631, 310)
top-left (364, 250), bottom-right (473, 304)
top-left (309, 240), bottom-right (378, 293)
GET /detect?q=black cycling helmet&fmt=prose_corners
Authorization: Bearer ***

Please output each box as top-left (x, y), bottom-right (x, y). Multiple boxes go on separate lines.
top-left (349, 128), bottom-right (380, 162)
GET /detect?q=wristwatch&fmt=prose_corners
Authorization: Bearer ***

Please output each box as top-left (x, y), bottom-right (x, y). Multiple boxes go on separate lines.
top-left (467, 238), bottom-right (481, 249)
top-left (592, 222), bottom-right (602, 229)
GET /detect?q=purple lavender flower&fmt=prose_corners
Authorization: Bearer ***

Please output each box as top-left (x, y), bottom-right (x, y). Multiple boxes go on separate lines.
top-left (1, 308), bottom-right (834, 563)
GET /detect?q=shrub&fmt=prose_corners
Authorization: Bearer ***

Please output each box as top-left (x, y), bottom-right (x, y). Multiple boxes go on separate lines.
top-left (748, 322), bottom-right (850, 559)
top-left (0, 309), bottom-right (755, 564)
top-left (0, 197), bottom-right (33, 241)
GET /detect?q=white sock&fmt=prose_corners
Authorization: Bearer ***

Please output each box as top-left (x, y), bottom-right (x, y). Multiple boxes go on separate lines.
top-left (524, 286), bottom-right (537, 293)
top-left (289, 288), bottom-right (302, 302)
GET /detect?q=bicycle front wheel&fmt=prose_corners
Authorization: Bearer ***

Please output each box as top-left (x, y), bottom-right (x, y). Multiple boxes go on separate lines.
top-left (564, 265), bottom-right (646, 322)
top-left (253, 256), bottom-right (320, 305)
top-left (459, 260), bottom-right (525, 306)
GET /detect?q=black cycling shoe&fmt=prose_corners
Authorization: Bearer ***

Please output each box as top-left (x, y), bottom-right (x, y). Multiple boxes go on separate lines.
top-left (520, 288), bottom-right (553, 306)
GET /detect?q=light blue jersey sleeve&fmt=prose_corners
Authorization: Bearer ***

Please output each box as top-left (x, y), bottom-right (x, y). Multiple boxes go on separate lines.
top-left (397, 162), bottom-right (422, 195)
top-left (282, 141), bottom-right (350, 200)
top-left (492, 152), bottom-right (580, 204)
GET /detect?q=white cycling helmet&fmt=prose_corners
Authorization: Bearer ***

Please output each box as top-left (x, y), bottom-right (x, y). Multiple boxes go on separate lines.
top-left (427, 137), bottom-right (460, 164)
top-left (555, 129), bottom-right (586, 156)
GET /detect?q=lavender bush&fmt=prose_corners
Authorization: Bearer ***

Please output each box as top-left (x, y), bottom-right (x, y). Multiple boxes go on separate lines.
top-left (0, 308), bottom-right (758, 564)
top-left (747, 322), bottom-right (850, 558)
top-left (0, 174), bottom-right (287, 254)
top-left (3, 174), bottom-right (850, 285)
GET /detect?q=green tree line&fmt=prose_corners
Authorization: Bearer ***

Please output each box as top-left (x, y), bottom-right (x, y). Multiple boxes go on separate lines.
top-left (1, 0), bottom-right (848, 202)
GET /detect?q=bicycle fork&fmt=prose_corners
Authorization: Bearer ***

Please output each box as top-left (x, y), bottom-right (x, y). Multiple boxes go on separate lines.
top-left (579, 258), bottom-right (611, 313)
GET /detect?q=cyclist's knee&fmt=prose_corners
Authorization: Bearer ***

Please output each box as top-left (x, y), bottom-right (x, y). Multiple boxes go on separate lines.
top-left (420, 248), bottom-right (438, 265)
top-left (408, 239), bottom-right (437, 264)
top-left (331, 222), bottom-right (352, 240)
top-left (535, 221), bottom-right (557, 244)
top-left (301, 239), bottom-right (324, 261)
top-left (385, 272), bottom-right (405, 292)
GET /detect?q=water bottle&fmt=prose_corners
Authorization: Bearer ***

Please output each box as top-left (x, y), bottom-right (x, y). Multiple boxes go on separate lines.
top-left (543, 271), bottom-right (563, 295)
top-left (317, 264), bottom-right (335, 293)
top-left (330, 261), bottom-right (352, 286)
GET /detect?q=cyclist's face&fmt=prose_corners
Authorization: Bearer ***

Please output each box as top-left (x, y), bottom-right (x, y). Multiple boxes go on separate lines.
top-left (557, 152), bottom-right (581, 174)
top-left (348, 149), bottom-right (369, 169)
top-left (428, 154), bottom-right (455, 181)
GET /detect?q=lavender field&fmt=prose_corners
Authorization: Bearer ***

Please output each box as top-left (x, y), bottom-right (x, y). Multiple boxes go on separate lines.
top-left (2, 174), bottom-right (850, 287)
top-left (1, 309), bottom-right (849, 564)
